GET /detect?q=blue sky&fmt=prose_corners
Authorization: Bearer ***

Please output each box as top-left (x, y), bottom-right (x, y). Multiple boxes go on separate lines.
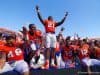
top-left (0, 0), bottom-right (100, 38)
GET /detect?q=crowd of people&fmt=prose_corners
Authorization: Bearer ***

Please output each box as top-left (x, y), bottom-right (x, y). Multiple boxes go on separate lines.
top-left (0, 6), bottom-right (100, 75)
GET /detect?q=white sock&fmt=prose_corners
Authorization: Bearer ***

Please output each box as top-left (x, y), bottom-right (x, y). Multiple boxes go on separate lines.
top-left (56, 55), bottom-right (61, 68)
top-left (51, 59), bottom-right (55, 65)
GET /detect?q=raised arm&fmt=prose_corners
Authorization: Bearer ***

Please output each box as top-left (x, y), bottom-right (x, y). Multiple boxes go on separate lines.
top-left (56, 12), bottom-right (68, 27)
top-left (36, 6), bottom-right (44, 25)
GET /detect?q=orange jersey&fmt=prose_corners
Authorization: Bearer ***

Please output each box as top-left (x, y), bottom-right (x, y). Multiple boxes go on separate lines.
top-left (70, 45), bottom-right (79, 55)
top-left (28, 30), bottom-right (42, 45)
top-left (0, 40), bottom-right (5, 46)
top-left (28, 30), bottom-right (42, 41)
top-left (63, 46), bottom-right (73, 60)
top-left (2, 45), bottom-right (24, 61)
top-left (70, 45), bottom-right (79, 51)
top-left (35, 30), bottom-right (42, 37)
top-left (79, 44), bottom-right (89, 59)
top-left (44, 20), bottom-right (56, 33)
top-left (0, 45), bottom-right (6, 52)
top-left (28, 32), bottom-right (35, 41)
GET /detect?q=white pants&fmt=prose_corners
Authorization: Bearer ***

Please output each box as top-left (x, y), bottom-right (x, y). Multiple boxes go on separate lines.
top-left (45, 33), bottom-right (57, 48)
top-left (82, 58), bottom-right (100, 66)
top-left (9, 60), bottom-right (29, 74)
top-left (0, 62), bottom-right (13, 74)
top-left (56, 53), bottom-right (62, 68)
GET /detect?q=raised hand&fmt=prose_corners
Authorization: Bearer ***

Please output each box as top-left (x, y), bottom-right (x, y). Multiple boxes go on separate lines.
top-left (65, 12), bottom-right (68, 17)
top-left (61, 27), bottom-right (65, 31)
top-left (36, 5), bottom-right (39, 11)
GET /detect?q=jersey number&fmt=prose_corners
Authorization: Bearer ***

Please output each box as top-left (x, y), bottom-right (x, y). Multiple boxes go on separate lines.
top-left (48, 23), bottom-right (55, 28)
top-left (8, 48), bottom-right (22, 58)
top-left (81, 49), bottom-right (88, 55)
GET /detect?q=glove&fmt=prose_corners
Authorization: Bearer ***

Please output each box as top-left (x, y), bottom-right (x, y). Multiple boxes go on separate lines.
top-left (65, 12), bottom-right (68, 17)
top-left (36, 5), bottom-right (39, 11)
top-left (61, 27), bottom-right (65, 31)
